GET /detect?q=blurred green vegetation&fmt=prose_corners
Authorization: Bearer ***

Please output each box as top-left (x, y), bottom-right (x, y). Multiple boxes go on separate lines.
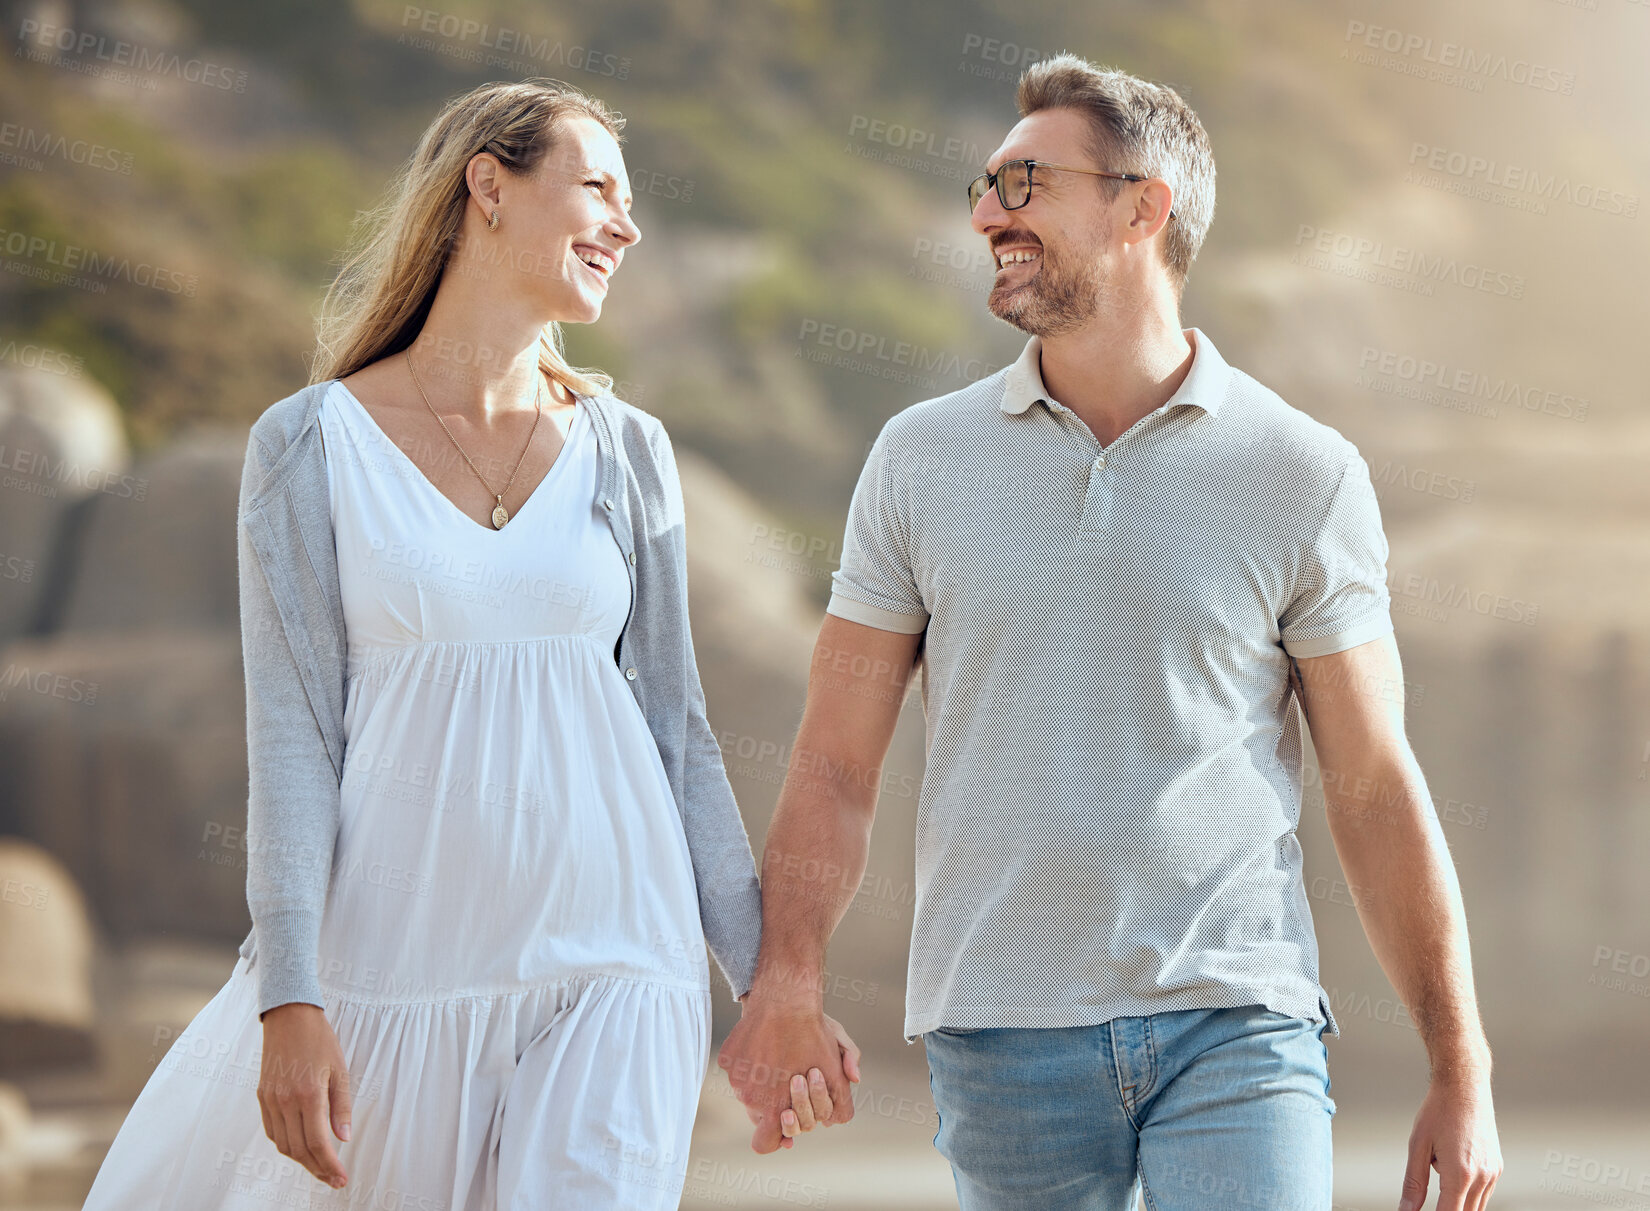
top-left (0, 0), bottom-right (1374, 493)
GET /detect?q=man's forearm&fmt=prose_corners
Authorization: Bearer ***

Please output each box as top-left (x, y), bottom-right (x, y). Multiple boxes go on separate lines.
top-left (747, 745), bottom-right (880, 1008)
top-left (1323, 750), bottom-right (1492, 1084)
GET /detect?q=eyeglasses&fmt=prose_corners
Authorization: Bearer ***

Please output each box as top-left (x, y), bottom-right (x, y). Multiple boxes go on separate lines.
top-left (967, 158), bottom-right (1175, 220)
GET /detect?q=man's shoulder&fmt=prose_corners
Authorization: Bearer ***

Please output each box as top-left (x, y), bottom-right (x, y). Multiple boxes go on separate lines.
top-left (1221, 362), bottom-right (1362, 480)
top-left (876, 365), bottom-right (1014, 449)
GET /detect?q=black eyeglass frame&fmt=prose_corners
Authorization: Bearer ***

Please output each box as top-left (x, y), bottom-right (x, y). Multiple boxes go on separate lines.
top-left (967, 159), bottom-right (1176, 220)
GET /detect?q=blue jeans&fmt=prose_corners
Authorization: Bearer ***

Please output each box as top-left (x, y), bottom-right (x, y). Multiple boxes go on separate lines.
top-left (923, 1004), bottom-right (1335, 1211)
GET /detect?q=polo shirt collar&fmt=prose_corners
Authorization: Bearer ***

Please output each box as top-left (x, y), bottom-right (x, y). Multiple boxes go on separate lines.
top-left (1000, 326), bottom-right (1230, 418)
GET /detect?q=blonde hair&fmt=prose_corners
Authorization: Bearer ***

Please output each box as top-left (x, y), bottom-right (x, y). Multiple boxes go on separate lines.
top-left (310, 78), bottom-right (624, 395)
top-left (1016, 54), bottom-right (1215, 297)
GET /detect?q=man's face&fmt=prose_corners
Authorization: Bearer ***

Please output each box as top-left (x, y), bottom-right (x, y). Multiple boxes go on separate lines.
top-left (970, 108), bottom-right (1117, 338)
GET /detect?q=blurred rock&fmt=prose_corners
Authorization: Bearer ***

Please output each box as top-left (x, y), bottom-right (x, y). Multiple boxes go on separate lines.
top-left (0, 359), bottom-right (129, 644)
top-left (0, 839), bottom-right (95, 1072)
top-left (0, 1078), bottom-right (29, 1200)
top-left (677, 446), bottom-right (825, 679)
top-left (53, 426), bottom-right (245, 633)
top-left (0, 631), bottom-right (249, 948)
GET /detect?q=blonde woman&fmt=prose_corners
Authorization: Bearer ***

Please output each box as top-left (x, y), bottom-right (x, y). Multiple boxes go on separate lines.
top-left (83, 78), bottom-right (857, 1209)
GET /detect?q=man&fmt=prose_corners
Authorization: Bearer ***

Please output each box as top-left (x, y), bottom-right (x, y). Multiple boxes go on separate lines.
top-left (719, 53), bottom-right (1502, 1211)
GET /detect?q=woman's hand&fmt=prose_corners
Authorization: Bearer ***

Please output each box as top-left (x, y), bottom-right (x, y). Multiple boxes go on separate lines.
top-left (257, 1003), bottom-right (353, 1189)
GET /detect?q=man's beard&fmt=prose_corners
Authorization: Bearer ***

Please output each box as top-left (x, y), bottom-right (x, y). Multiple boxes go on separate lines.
top-left (986, 241), bottom-right (1102, 337)
top-left (987, 213), bottom-right (1114, 337)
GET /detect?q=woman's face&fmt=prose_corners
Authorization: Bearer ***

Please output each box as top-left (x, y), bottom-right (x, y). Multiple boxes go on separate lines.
top-left (475, 115), bottom-right (641, 325)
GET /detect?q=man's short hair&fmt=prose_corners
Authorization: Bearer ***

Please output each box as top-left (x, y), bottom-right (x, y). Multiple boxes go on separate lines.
top-left (1017, 54), bottom-right (1216, 296)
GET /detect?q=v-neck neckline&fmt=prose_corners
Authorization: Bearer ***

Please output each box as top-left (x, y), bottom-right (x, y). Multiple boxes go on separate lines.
top-left (330, 378), bottom-right (583, 535)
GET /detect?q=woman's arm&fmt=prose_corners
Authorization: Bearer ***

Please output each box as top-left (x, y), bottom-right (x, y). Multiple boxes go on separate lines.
top-left (237, 428), bottom-right (341, 1021)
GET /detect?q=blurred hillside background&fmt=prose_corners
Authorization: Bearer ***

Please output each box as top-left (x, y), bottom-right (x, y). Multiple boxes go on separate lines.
top-left (0, 0), bottom-right (1646, 1206)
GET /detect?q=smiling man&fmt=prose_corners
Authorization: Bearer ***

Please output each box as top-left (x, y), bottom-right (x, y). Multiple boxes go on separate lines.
top-left (719, 53), bottom-right (1502, 1211)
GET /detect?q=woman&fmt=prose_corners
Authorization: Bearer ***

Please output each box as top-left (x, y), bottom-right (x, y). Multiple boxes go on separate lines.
top-left (83, 78), bottom-right (856, 1209)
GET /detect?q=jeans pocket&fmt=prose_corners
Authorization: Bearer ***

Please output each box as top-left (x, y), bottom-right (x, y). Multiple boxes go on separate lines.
top-left (931, 1026), bottom-right (985, 1037)
top-left (928, 1065), bottom-right (943, 1147)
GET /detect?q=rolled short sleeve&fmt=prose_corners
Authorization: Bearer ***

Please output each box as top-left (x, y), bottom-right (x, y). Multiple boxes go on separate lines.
top-left (1279, 448), bottom-right (1394, 658)
top-left (825, 425), bottom-right (930, 634)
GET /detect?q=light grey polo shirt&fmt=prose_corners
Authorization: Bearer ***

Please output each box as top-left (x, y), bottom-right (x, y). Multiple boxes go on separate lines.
top-left (826, 327), bottom-right (1394, 1042)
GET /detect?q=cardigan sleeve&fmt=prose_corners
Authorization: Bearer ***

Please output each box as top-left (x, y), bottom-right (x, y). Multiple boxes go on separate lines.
top-left (649, 421), bottom-right (764, 1001)
top-left (237, 426), bottom-right (339, 1020)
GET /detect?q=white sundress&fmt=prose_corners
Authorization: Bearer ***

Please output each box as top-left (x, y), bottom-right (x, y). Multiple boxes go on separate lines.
top-left (83, 380), bottom-right (714, 1209)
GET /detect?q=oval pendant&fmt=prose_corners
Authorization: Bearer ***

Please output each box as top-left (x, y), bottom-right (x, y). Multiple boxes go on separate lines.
top-left (491, 502), bottom-right (509, 529)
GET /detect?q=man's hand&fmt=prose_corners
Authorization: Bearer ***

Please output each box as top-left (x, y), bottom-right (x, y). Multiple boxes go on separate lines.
top-left (1398, 1074), bottom-right (1502, 1211)
top-left (718, 999), bottom-right (861, 1154)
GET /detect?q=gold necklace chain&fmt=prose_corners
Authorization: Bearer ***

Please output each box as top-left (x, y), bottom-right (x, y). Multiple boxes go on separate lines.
top-left (404, 348), bottom-right (544, 529)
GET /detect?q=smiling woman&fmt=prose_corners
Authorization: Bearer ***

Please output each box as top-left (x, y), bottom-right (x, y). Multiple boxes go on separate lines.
top-left (76, 77), bottom-right (810, 1211)
top-left (313, 78), bottom-right (634, 402)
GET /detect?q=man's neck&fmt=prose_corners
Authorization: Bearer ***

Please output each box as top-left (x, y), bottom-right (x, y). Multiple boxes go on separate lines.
top-left (1036, 313), bottom-right (1196, 448)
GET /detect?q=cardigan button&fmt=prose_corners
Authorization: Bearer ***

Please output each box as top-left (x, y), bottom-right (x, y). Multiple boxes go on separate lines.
top-left (627, 550), bottom-right (637, 565)
top-left (603, 498), bottom-right (614, 511)
top-left (625, 667), bottom-right (638, 680)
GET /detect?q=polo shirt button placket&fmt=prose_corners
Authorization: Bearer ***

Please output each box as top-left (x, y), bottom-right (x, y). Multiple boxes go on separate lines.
top-left (1079, 448), bottom-right (1111, 537)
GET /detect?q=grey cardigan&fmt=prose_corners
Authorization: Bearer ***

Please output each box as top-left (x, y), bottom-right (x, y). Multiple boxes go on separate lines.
top-left (234, 378), bottom-right (763, 1019)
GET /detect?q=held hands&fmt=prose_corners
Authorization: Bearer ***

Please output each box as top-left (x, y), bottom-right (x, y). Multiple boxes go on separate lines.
top-left (717, 998), bottom-right (862, 1154)
top-left (257, 1003), bottom-right (354, 1189)
top-left (776, 1013), bottom-right (861, 1147)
